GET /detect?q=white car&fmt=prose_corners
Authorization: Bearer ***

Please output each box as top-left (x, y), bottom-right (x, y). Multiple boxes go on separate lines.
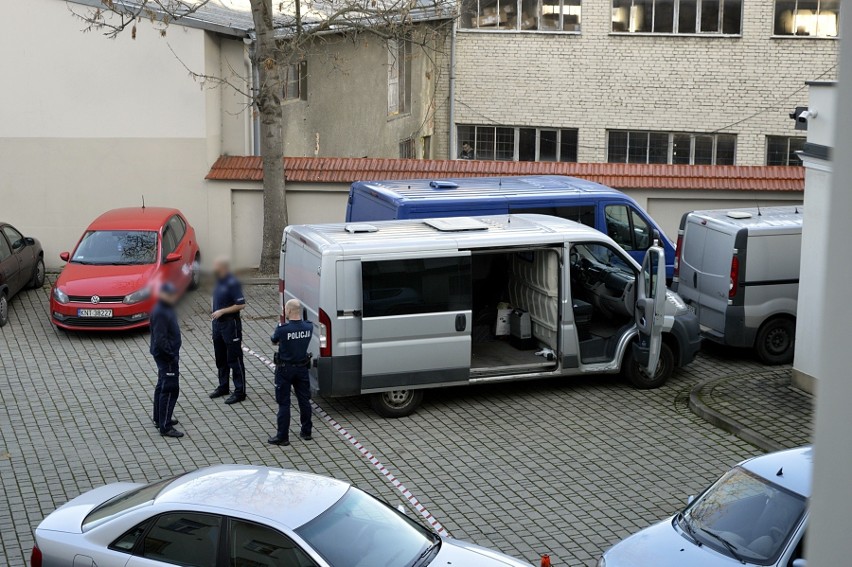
top-left (31, 465), bottom-right (533, 567)
top-left (598, 446), bottom-right (811, 567)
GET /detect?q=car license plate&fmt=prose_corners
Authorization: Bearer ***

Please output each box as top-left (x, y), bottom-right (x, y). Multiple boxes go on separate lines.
top-left (78, 309), bottom-right (113, 318)
top-left (686, 303), bottom-right (697, 316)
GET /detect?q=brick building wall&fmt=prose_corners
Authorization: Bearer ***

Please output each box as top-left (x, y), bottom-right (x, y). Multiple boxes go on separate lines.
top-left (447, 0), bottom-right (838, 164)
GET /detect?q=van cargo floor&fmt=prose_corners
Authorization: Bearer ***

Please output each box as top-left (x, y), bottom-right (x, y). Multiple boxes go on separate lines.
top-left (471, 341), bottom-right (555, 375)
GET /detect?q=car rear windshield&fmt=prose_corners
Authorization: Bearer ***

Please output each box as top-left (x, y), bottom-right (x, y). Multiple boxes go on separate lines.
top-left (82, 476), bottom-right (177, 531)
top-left (72, 230), bottom-right (158, 265)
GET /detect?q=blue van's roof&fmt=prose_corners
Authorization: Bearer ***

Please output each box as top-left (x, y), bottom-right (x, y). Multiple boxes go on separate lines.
top-left (351, 175), bottom-right (627, 202)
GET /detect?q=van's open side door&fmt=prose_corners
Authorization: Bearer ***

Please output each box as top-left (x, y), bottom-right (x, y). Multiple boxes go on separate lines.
top-left (360, 251), bottom-right (472, 391)
top-left (633, 245), bottom-right (667, 375)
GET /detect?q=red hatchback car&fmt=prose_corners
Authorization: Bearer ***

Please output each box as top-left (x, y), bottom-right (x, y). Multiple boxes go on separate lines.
top-left (50, 207), bottom-right (201, 330)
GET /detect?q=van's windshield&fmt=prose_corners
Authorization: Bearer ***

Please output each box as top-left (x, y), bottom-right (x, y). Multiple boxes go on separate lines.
top-left (572, 243), bottom-right (634, 275)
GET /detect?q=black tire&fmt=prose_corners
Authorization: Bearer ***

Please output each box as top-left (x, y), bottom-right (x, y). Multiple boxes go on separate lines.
top-left (623, 341), bottom-right (675, 389)
top-left (0, 293), bottom-right (8, 328)
top-left (369, 390), bottom-right (425, 418)
top-left (755, 317), bottom-right (795, 365)
top-left (189, 253), bottom-right (201, 291)
top-left (30, 257), bottom-right (45, 289)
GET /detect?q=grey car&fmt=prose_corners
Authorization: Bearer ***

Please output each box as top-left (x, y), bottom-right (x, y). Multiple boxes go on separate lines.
top-left (0, 222), bottom-right (45, 326)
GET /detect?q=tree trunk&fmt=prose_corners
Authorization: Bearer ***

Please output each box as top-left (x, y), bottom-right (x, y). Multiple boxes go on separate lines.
top-left (252, 0), bottom-right (287, 273)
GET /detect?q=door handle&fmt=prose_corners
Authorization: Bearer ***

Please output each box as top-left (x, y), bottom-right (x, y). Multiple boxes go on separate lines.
top-left (455, 313), bottom-right (466, 332)
top-left (693, 272), bottom-right (698, 287)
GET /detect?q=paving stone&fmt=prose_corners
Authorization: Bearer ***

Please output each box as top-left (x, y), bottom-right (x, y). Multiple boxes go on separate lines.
top-left (0, 280), bottom-right (773, 566)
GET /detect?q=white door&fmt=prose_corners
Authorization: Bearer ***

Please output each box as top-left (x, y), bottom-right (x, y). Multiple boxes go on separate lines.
top-left (634, 245), bottom-right (667, 376)
top-left (360, 252), bottom-right (472, 391)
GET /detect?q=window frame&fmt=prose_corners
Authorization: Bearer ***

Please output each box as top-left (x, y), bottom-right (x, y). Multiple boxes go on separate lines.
top-left (457, 124), bottom-right (578, 162)
top-left (0, 232), bottom-right (11, 261)
top-left (282, 61), bottom-right (308, 101)
top-left (227, 517), bottom-right (320, 567)
top-left (766, 135), bottom-right (806, 166)
top-left (772, 0), bottom-right (840, 38)
top-left (1, 225), bottom-right (24, 251)
top-left (460, 0), bottom-right (583, 33)
top-left (606, 130), bottom-right (737, 165)
top-left (130, 511), bottom-right (225, 566)
top-left (610, 0), bottom-right (743, 36)
top-left (387, 38), bottom-right (412, 117)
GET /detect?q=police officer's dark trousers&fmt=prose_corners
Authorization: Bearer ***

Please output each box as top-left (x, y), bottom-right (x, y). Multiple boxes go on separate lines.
top-left (275, 364), bottom-right (312, 438)
top-left (213, 317), bottom-right (245, 395)
top-left (153, 357), bottom-right (180, 433)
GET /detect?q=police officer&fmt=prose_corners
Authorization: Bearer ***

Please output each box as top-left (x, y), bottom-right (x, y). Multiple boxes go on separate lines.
top-left (149, 282), bottom-right (183, 438)
top-left (268, 298), bottom-right (313, 446)
top-left (208, 257), bottom-right (247, 404)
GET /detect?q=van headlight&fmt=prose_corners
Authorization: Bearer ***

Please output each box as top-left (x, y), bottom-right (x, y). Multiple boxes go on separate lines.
top-left (53, 287), bottom-right (69, 304)
top-left (123, 287), bottom-right (151, 305)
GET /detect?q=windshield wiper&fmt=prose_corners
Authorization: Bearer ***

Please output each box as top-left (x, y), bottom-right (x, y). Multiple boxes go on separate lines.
top-left (412, 535), bottom-right (442, 567)
top-left (676, 513), bottom-right (701, 547)
top-left (696, 527), bottom-right (746, 565)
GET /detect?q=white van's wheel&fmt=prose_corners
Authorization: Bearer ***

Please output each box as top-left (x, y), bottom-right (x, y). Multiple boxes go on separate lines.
top-left (623, 342), bottom-right (674, 389)
top-left (369, 390), bottom-right (424, 418)
top-left (755, 318), bottom-right (795, 365)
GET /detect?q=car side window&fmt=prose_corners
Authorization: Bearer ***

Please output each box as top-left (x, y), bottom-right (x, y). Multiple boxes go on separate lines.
top-left (141, 512), bottom-right (222, 567)
top-left (605, 205), bottom-right (635, 250)
top-left (511, 205), bottom-right (596, 228)
top-left (1, 226), bottom-right (24, 251)
top-left (630, 208), bottom-right (651, 250)
top-left (109, 519), bottom-right (151, 553)
top-left (168, 216), bottom-right (186, 244)
top-left (229, 519), bottom-right (318, 567)
top-left (162, 227), bottom-right (178, 259)
top-left (0, 234), bottom-right (11, 261)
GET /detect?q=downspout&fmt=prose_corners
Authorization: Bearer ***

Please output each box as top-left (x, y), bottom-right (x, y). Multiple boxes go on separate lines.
top-left (448, 13), bottom-right (457, 159)
top-left (244, 34), bottom-right (261, 156)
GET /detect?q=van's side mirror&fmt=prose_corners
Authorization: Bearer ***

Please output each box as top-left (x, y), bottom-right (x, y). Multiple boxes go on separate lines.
top-left (687, 495), bottom-right (695, 505)
top-left (165, 252), bottom-right (181, 263)
top-left (59, 251), bottom-right (70, 262)
top-left (792, 559), bottom-right (807, 567)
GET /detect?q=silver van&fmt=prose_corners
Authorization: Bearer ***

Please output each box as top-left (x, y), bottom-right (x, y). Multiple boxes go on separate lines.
top-left (673, 206), bottom-right (802, 364)
top-left (280, 215), bottom-right (701, 416)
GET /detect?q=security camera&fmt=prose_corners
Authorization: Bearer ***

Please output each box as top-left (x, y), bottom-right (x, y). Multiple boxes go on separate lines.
top-left (797, 109), bottom-right (817, 123)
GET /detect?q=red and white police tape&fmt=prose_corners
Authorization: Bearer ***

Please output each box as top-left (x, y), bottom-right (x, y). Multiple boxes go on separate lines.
top-left (243, 345), bottom-right (450, 537)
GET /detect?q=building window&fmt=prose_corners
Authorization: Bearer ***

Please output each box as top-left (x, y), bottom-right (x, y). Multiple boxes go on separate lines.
top-left (399, 138), bottom-right (415, 158)
top-left (766, 136), bottom-right (805, 165)
top-left (458, 125), bottom-right (578, 161)
top-left (283, 62), bottom-right (307, 101)
top-left (422, 135), bottom-right (432, 159)
top-left (388, 39), bottom-right (411, 116)
top-left (461, 0), bottom-right (582, 32)
top-left (611, 0), bottom-right (742, 34)
top-left (774, 0), bottom-right (839, 37)
top-left (607, 130), bottom-right (736, 165)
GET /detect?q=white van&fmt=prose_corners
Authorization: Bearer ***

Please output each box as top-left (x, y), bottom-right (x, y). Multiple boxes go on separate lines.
top-left (280, 215), bottom-right (701, 416)
top-left (673, 207), bottom-right (802, 364)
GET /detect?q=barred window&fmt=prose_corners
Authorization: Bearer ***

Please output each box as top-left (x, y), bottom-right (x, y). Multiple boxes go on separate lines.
top-left (766, 136), bottom-right (805, 166)
top-left (458, 125), bottom-right (578, 162)
top-left (607, 131), bottom-right (736, 165)
top-left (774, 0), bottom-right (839, 37)
top-left (611, 0), bottom-right (742, 34)
top-left (461, 0), bottom-right (582, 32)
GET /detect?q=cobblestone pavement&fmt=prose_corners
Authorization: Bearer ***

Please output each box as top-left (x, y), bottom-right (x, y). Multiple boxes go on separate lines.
top-left (1, 281), bottom-right (776, 566)
top-left (696, 367), bottom-right (813, 448)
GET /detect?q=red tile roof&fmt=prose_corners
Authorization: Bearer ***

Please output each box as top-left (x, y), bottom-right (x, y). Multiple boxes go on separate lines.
top-left (206, 156), bottom-right (805, 192)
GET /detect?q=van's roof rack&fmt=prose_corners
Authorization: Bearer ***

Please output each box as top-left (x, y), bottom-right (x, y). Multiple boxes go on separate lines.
top-left (425, 218), bottom-right (489, 232)
top-left (344, 223), bottom-right (379, 234)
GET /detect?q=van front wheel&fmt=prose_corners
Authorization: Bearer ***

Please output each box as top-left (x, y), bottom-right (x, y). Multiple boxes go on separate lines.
top-left (369, 390), bottom-right (424, 418)
top-left (755, 318), bottom-right (795, 365)
top-left (623, 342), bottom-right (674, 389)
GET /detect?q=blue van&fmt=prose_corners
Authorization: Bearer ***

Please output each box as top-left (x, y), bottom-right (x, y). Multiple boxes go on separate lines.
top-left (346, 175), bottom-right (676, 278)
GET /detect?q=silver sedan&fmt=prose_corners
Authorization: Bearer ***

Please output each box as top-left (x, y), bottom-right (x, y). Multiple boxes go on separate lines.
top-left (31, 464), bottom-right (534, 567)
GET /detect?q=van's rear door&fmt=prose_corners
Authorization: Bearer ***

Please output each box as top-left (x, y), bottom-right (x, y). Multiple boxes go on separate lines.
top-left (679, 216), bottom-right (736, 335)
top-left (360, 252), bottom-right (472, 391)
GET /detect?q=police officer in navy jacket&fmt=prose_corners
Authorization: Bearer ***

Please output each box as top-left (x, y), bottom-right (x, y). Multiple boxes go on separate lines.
top-left (149, 282), bottom-right (183, 438)
top-left (268, 298), bottom-right (313, 446)
top-left (209, 257), bottom-right (247, 405)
